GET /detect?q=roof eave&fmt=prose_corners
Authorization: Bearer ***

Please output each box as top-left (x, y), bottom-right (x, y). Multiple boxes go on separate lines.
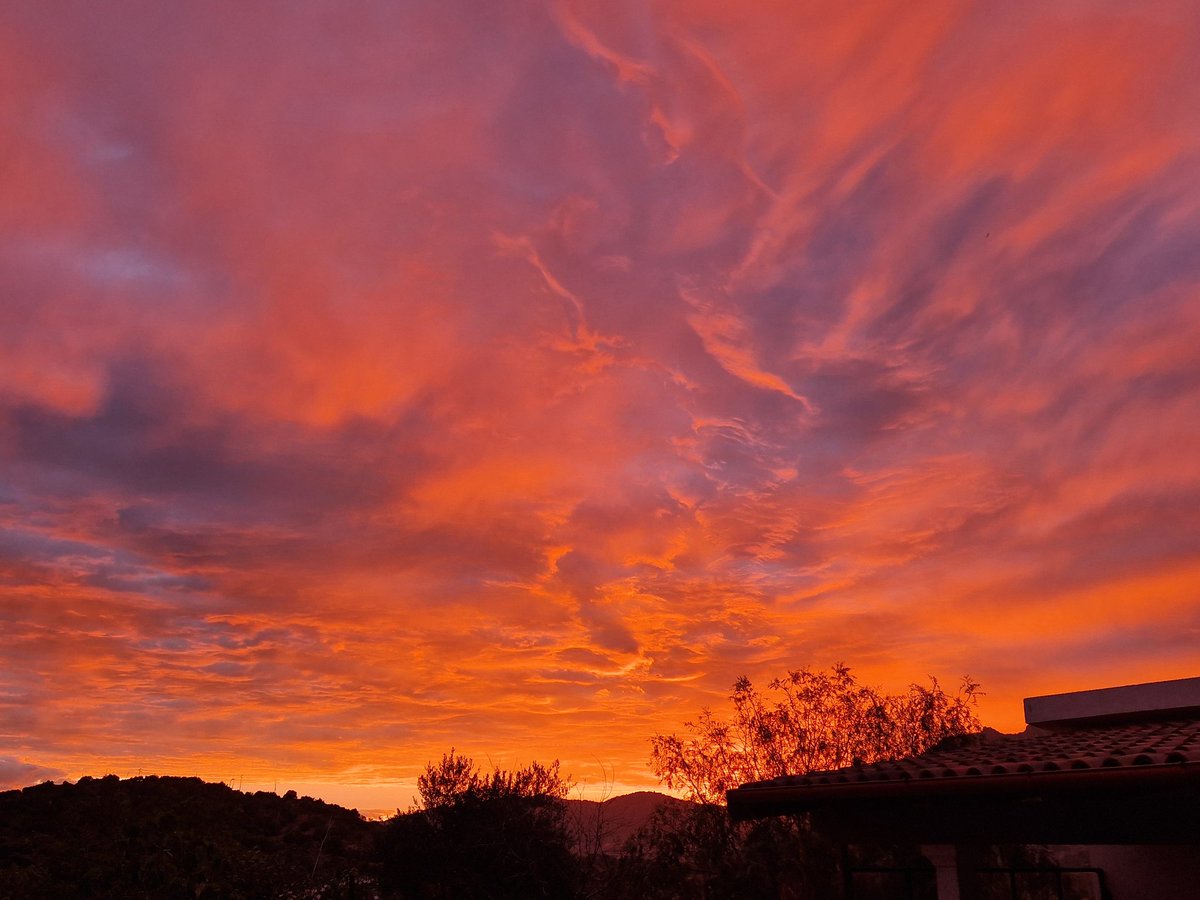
top-left (727, 761), bottom-right (1200, 820)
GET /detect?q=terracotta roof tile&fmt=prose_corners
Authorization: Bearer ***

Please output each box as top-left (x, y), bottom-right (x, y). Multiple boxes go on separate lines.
top-left (735, 718), bottom-right (1200, 793)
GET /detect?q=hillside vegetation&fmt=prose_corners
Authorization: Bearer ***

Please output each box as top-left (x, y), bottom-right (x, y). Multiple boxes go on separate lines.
top-left (0, 775), bottom-right (376, 899)
top-left (0, 774), bottom-right (684, 899)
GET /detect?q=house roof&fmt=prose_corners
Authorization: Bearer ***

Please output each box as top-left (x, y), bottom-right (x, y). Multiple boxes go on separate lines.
top-left (733, 717), bottom-right (1200, 795)
top-left (726, 678), bottom-right (1200, 843)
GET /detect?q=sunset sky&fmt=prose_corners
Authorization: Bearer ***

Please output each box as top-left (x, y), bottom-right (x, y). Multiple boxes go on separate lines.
top-left (3, 1), bottom-right (1200, 811)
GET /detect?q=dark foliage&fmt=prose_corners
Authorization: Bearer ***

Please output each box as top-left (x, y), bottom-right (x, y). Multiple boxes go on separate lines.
top-left (0, 768), bottom-right (868, 899)
top-left (596, 803), bottom-right (841, 900)
top-left (629, 664), bottom-right (985, 898)
top-left (651, 664), bottom-right (982, 804)
top-left (378, 751), bottom-right (577, 899)
top-left (0, 770), bottom-right (959, 899)
top-left (0, 775), bottom-right (377, 899)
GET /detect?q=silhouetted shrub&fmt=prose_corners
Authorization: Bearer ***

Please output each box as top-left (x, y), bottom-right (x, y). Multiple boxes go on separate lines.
top-left (378, 751), bottom-right (578, 899)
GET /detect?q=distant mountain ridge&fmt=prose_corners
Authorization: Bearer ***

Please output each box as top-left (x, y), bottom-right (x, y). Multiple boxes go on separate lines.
top-left (566, 790), bottom-right (692, 853)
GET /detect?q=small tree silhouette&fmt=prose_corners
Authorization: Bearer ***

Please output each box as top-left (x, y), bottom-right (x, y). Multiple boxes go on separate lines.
top-left (650, 663), bottom-right (982, 804)
top-left (622, 665), bottom-right (984, 898)
top-left (379, 750), bottom-right (578, 899)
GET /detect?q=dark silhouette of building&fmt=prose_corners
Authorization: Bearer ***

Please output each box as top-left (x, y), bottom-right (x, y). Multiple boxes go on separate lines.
top-left (728, 675), bottom-right (1200, 900)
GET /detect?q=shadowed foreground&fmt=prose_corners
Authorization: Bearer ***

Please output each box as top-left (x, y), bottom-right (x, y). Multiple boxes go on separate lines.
top-left (1, 670), bottom-right (980, 898)
top-left (0, 774), bottom-right (704, 899)
top-left (0, 775), bottom-right (378, 898)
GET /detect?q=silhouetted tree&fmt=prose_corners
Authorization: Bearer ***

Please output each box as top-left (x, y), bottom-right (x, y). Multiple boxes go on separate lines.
top-left (379, 750), bottom-right (578, 899)
top-left (630, 664), bottom-right (982, 898)
top-left (650, 663), bottom-right (982, 804)
top-left (600, 800), bottom-right (841, 900)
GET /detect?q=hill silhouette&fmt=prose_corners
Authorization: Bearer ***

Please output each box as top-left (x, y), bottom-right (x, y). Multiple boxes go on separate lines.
top-left (0, 775), bottom-right (377, 898)
top-left (566, 791), bottom-right (691, 854)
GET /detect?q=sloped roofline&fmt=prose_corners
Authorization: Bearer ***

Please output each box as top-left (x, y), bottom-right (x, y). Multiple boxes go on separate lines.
top-left (726, 676), bottom-right (1200, 843)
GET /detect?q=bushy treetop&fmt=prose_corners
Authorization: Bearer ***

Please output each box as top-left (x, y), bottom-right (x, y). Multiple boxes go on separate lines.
top-left (650, 663), bottom-right (982, 804)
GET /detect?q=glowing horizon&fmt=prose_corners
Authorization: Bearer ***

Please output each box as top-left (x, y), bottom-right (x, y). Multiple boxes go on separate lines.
top-left (3, 1), bottom-right (1199, 806)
